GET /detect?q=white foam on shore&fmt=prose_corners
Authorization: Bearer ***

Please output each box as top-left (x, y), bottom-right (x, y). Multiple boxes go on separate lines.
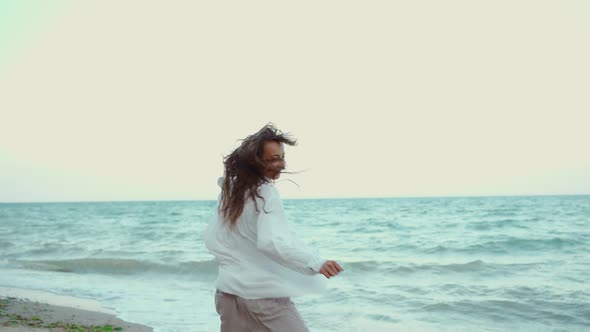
top-left (0, 286), bottom-right (117, 315)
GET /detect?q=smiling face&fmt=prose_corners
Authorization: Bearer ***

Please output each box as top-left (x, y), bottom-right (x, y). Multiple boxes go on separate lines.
top-left (262, 141), bottom-right (285, 180)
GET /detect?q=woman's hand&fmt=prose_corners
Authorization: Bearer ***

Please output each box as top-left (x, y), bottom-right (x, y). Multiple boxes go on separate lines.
top-left (320, 260), bottom-right (343, 278)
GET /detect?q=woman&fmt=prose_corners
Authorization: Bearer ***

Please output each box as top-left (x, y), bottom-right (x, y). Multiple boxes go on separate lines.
top-left (204, 123), bottom-right (343, 331)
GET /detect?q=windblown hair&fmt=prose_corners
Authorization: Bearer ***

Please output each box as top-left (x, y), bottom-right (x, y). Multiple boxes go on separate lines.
top-left (219, 123), bottom-right (297, 227)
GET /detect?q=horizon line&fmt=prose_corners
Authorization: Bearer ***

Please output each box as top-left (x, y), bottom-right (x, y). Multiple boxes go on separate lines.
top-left (1, 193), bottom-right (588, 204)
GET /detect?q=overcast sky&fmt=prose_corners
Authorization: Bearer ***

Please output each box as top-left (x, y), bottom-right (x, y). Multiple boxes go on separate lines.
top-left (1, 1), bottom-right (588, 202)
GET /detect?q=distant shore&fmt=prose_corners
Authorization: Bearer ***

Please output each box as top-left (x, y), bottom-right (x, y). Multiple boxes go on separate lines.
top-left (0, 288), bottom-right (152, 332)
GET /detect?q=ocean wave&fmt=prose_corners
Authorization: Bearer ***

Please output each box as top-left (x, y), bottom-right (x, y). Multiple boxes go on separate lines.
top-left (464, 237), bottom-right (583, 254)
top-left (467, 217), bottom-right (538, 231)
top-left (12, 258), bottom-right (218, 276)
top-left (0, 241), bottom-right (14, 249)
top-left (419, 298), bottom-right (589, 326)
top-left (12, 257), bottom-right (511, 278)
top-left (344, 259), bottom-right (476, 272)
top-left (345, 259), bottom-right (538, 275)
top-left (391, 260), bottom-right (495, 274)
top-left (423, 237), bottom-right (584, 254)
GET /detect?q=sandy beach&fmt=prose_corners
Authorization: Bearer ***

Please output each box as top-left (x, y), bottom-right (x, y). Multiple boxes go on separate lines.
top-left (0, 289), bottom-right (152, 332)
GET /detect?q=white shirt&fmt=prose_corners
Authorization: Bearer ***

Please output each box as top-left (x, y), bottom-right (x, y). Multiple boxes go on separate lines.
top-left (203, 177), bottom-right (327, 299)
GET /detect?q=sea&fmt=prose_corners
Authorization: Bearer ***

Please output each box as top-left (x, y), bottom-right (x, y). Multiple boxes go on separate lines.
top-left (0, 195), bottom-right (589, 332)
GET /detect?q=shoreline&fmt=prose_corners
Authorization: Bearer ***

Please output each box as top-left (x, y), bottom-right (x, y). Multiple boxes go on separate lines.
top-left (0, 287), bottom-right (152, 331)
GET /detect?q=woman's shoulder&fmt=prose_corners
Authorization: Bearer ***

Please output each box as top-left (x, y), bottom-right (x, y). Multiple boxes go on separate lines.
top-left (258, 180), bottom-right (279, 196)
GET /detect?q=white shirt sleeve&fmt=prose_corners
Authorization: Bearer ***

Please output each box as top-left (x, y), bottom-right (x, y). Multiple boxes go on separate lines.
top-left (256, 185), bottom-right (326, 275)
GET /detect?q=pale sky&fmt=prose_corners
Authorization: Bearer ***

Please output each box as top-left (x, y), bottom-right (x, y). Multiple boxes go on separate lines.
top-left (1, 1), bottom-right (589, 202)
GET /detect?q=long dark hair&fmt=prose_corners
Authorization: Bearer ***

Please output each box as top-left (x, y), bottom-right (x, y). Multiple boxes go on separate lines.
top-left (219, 123), bottom-right (297, 226)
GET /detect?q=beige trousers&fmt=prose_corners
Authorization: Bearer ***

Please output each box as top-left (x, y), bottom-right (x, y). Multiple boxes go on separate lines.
top-left (215, 290), bottom-right (310, 332)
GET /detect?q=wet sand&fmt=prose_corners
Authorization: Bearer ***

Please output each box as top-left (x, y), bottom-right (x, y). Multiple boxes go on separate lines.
top-left (0, 294), bottom-right (152, 331)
